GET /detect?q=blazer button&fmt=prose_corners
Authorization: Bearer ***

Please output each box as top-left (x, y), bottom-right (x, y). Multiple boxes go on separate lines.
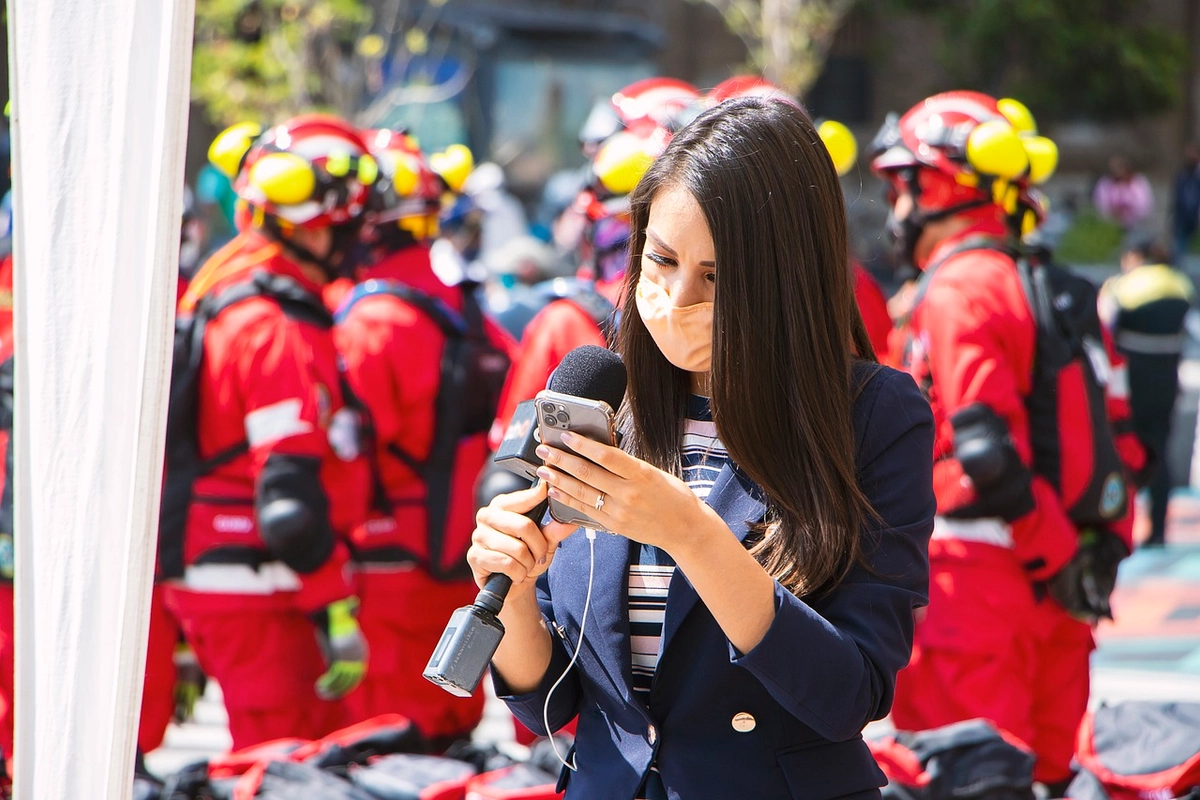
top-left (731, 712), bottom-right (756, 733)
top-left (648, 724), bottom-right (658, 745)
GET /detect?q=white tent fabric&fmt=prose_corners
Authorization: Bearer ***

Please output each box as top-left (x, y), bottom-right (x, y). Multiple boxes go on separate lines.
top-left (8, 2), bottom-right (194, 795)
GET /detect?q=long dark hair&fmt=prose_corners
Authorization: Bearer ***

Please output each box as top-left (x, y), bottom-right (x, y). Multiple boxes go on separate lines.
top-left (616, 96), bottom-right (877, 597)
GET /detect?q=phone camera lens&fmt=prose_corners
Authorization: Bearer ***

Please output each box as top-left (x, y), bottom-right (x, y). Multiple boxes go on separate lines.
top-left (541, 402), bottom-right (557, 417)
top-left (556, 410), bottom-right (570, 425)
top-left (544, 414), bottom-right (558, 427)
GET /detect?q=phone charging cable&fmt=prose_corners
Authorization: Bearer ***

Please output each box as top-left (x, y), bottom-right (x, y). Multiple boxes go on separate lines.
top-left (543, 526), bottom-right (598, 772)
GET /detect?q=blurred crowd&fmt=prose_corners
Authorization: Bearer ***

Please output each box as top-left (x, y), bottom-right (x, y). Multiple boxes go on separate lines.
top-left (0, 73), bottom-right (1196, 797)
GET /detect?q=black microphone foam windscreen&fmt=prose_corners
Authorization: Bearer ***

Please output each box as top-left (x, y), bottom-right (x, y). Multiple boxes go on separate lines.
top-left (547, 345), bottom-right (627, 412)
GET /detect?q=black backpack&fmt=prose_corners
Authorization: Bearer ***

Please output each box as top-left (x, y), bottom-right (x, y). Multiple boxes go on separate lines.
top-left (910, 241), bottom-right (1128, 527)
top-left (158, 271), bottom-right (333, 580)
top-left (246, 761), bottom-right (375, 800)
top-left (872, 719), bottom-right (1037, 800)
top-left (1069, 702), bottom-right (1200, 799)
top-left (1018, 254), bottom-right (1129, 526)
top-left (334, 279), bottom-right (511, 579)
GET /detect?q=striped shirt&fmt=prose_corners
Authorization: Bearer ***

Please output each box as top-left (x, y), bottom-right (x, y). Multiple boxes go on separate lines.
top-left (628, 395), bottom-right (729, 700)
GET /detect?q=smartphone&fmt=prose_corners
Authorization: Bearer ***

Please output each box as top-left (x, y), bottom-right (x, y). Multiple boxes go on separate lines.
top-left (535, 389), bottom-right (618, 528)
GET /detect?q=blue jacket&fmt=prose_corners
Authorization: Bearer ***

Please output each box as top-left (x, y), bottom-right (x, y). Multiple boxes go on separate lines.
top-left (494, 365), bottom-right (935, 800)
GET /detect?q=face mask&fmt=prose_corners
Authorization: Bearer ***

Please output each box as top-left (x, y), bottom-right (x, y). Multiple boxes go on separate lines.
top-left (635, 276), bottom-right (713, 373)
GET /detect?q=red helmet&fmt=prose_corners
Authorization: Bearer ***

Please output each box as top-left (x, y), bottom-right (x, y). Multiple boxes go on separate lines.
top-left (869, 91), bottom-right (1059, 267)
top-left (361, 128), bottom-right (442, 240)
top-left (707, 75), bottom-right (798, 107)
top-left (234, 114), bottom-right (377, 230)
top-left (870, 91), bottom-right (1057, 214)
top-left (611, 77), bottom-right (700, 131)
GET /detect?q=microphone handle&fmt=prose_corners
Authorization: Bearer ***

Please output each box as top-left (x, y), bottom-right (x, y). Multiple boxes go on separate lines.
top-left (474, 495), bottom-right (549, 616)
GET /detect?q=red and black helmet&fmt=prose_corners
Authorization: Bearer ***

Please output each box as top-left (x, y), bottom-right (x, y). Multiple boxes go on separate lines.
top-left (611, 77), bottom-right (701, 132)
top-left (870, 90), bottom-right (1057, 216)
top-left (707, 75), bottom-right (797, 107)
top-left (233, 114), bottom-right (378, 230)
top-left (360, 128), bottom-right (443, 241)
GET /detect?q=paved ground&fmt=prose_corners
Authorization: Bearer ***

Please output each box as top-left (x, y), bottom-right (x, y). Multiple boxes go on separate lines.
top-left (1090, 493), bottom-right (1200, 692)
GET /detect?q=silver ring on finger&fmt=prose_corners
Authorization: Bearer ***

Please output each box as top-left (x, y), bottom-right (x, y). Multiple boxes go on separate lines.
top-left (594, 492), bottom-right (606, 512)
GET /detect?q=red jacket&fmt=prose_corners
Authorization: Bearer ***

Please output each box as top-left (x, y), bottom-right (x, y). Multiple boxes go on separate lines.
top-left (335, 244), bottom-right (515, 570)
top-left (184, 230), bottom-right (367, 612)
top-left (489, 298), bottom-right (608, 450)
top-left (853, 263), bottom-right (893, 361)
top-left (902, 221), bottom-right (1078, 580)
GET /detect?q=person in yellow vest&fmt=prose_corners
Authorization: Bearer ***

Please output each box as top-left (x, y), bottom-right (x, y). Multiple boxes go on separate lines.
top-left (1100, 237), bottom-right (1196, 546)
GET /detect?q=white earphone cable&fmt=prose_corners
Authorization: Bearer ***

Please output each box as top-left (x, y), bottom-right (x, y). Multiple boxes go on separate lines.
top-left (543, 527), bottom-right (598, 772)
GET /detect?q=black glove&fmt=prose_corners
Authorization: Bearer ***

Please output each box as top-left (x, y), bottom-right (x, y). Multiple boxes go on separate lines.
top-left (1044, 528), bottom-right (1128, 624)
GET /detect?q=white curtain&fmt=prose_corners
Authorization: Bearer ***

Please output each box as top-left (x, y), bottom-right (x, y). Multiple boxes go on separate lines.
top-left (8, 2), bottom-right (195, 795)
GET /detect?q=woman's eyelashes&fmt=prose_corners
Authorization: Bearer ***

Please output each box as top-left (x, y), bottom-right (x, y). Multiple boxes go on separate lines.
top-left (645, 251), bottom-right (676, 268)
top-left (644, 250), bottom-right (716, 284)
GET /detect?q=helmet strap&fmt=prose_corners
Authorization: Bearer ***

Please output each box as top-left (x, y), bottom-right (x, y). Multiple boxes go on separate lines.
top-left (891, 167), bottom-right (994, 271)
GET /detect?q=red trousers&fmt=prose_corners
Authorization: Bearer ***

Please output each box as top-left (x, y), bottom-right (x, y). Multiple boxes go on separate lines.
top-left (891, 540), bottom-right (1093, 785)
top-left (342, 567), bottom-right (484, 741)
top-left (0, 585), bottom-right (11, 765)
top-left (165, 587), bottom-right (344, 751)
top-left (139, 585), bottom-right (180, 753)
top-left (0, 584), bottom-right (180, 764)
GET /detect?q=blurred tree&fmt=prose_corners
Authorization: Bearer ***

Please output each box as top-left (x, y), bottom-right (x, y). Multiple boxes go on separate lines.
top-left (693, 0), bottom-right (858, 97)
top-left (884, 0), bottom-right (1186, 122)
top-left (192, 0), bottom-right (372, 126)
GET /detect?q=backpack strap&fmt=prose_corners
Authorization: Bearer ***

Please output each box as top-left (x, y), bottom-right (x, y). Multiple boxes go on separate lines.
top-left (907, 235), bottom-right (1010, 322)
top-left (191, 272), bottom-right (334, 472)
top-left (335, 279), bottom-right (476, 577)
top-left (421, 290), bottom-right (486, 577)
top-left (334, 278), bottom-right (464, 335)
top-left (536, 278), bottom-right (618, 343)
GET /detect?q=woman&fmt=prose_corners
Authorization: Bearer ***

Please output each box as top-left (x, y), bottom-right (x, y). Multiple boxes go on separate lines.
top-left (467, 97), bottom-right (935, 799)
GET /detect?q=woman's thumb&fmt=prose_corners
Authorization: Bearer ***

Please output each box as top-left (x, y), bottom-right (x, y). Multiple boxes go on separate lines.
top-left (492, 478), bottom-right (549, 514)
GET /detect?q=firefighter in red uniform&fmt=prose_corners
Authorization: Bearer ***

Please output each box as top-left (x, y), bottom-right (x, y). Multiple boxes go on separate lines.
top-left (334, 130), bottom-right (515, 746)
top-left (164, 115), bottom-right (374, 751)
top-left (871, 92), bottom-right (1132, 791)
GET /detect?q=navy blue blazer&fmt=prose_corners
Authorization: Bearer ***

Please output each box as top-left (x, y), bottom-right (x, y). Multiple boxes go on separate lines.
top-left (494, 365), bottom-right (935, 800)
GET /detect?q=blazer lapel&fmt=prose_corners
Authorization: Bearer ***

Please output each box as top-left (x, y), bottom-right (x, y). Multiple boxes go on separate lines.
top-left (553, 525), bottom-right (637, 703)
top-left (658, 463), bottom-right (768, 656)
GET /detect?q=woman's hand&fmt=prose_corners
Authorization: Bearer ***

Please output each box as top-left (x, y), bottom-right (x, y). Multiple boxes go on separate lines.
top-left (535, 431), bottom-right (723, 555)
top-left (466, 481), bottom-right (573, 602)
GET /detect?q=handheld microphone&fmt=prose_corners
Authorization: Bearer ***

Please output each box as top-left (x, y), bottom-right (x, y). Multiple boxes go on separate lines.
top-left (424, 345), bottom-right (627, 697)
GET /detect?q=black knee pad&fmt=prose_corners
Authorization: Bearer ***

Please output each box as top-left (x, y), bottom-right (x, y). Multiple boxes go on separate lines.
top-left (256, 454), bottom-right (335, 574)
top-left (949, 403), bottom-right (1035, 522)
